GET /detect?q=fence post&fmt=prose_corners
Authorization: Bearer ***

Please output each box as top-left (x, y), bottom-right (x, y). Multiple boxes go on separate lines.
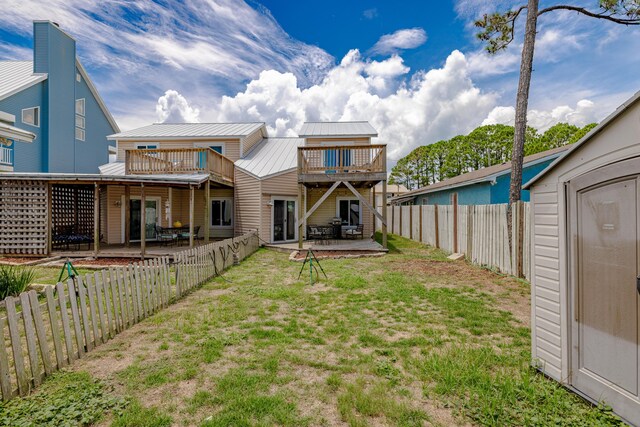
top-left (466, 205), bottom-right (473, 259)
top-left (517, 201), bottom-right (525, 278)
top-left (434, 204), bottom-right (440, 249)
top-left (399, 206), bottom-right (403, 236)
top-left (391, 206), bottom-right (395, 235)
top-left (452, 193), bottom-right (458, 253)
top-left (419, 204), bottom-right (423, 242)
top-left (409, 205), bottom-right (413, 240)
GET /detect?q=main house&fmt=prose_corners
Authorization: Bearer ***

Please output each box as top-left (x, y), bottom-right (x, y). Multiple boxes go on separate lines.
top-left (0, 121), bottom-right (388, 257)
top-left (391, 145), bottom-right (570, 206)
top-left (0, 21), bottom-right (119, 173)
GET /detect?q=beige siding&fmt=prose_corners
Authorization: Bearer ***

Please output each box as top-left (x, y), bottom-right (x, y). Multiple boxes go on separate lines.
top-left (260, 170), bottom-right (298, 243)
top-left (306, 186), bottom-right (374, 238)
top-left (234, 169), bottom-right (262, 237)
top-left (100, 188), bottom-right (108, 244)
top-left (305, 137), bottom-right (371, 146)
top-left (241, 129), bottom-right (264, 156)
top-left (530, 186), bottom-right (562, 380)
top-left (116, 138), bottom-right (242, 162)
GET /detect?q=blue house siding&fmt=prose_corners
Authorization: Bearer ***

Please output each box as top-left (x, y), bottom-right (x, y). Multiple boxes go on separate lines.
top-left (0, 82), bottom-right (46, 172)
top-left (489, 158), bottom-right (556, 204)
top-left (73, 67), bottom-right (115, 172)
top-left (0, 21), bottom-right (118, 173)
top-left (411, 157), bottom-right (561, 206)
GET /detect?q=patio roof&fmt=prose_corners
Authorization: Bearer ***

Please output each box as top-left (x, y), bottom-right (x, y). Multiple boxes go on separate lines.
top-left (0, 171), bottom-right (209, 186)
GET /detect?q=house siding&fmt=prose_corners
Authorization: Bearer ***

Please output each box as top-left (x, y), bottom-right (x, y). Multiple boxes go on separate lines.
top-left (490, 158), bottom-right (556, 204)
top-left (116, 138), bottom-right (241, 162)
top-left (234, 169), bottom-right (261, 238)
top-left (241, 129), bottom-right (263, 156)
top-left (306, 186), bottom-right (374, 239)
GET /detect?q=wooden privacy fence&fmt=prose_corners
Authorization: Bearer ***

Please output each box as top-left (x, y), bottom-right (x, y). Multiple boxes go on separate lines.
top-left (378, 202), bottom-right (530, 279)
top-left (0, 231), bottom-right (259, 400)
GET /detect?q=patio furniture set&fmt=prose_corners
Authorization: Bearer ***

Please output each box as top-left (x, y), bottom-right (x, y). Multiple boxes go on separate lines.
top-left (306, 223), bottom-right (364, 241)
top-left (155, 225), bottom-right (201, 246)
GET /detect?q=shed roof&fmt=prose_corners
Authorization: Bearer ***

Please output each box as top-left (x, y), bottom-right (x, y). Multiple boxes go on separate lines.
top-left (392, 145), bottom-right (571, 204)
top-left (524, 90), bottom-right (640, 189)
top-left (0, 61), bottom-right (48, 102)
top-left (0, 171), bottom-right (208, 186)
top-left (298, 121), bottom-right (377, 138)
top-left (109, 122), bottom-right (266, 140)
top-left (234, 137), bottom-right (303, 179)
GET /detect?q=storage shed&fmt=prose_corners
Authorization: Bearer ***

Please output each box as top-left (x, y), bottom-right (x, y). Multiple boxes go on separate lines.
top-left (525, 90), bottom-right (640, 425)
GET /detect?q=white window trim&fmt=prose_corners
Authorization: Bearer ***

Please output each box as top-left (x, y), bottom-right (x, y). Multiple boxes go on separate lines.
top-left (336, 196), bottom-right (362, 227)
top-left (75, 128), bottom-right (85, 142)
top-left (270, 196), bottom-right (298, 243)
top-left (194, 142), bottom-right (226, 155)
top-left (21, 107), bottom-right (39, 128)
top-left (75, 98), bottom-right (85, 116)
top-left (211, 197), bottom-right (234, 228)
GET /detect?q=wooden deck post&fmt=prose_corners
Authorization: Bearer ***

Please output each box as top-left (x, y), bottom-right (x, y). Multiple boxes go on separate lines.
top-left (298, 183), bottom-right (304, 249)
top-left (124, 186), bottom-right (130, 247)
top-left (452, 193), bottom-right (458, 253)
top-left (47, 183), bottom-right (52, 255)
top-left (140, 184), bottom-right (146, 259)
top-left (382, 180), bottom-right (388, 249)
top-left (372, 184), bottom-right (376, 232)
top-left (203, 182), bottom-right (210, 243)
top-left (189, 186), bottom-right (195, 248)
top-left (93, 183), bottom-right (100, 258)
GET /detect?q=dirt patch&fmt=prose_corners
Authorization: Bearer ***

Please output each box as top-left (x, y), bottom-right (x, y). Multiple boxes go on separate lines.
top-left (291, 250), bottom-right (386, 261)
top-left (0, 257), bottom-right (43, 264)
top-left (74, 257), bottom-right (143, 266)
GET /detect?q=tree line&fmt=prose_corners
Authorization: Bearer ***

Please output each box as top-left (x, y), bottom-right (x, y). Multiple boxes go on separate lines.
top-left (389, 122), bottom-right (596, 190)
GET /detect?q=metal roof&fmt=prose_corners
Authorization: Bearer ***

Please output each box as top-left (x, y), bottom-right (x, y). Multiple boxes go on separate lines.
top-left (234, 137), bottom-right (303, 179)
top-left (298, 121), bottom-right (377, 138)
top-left (109, 122), bottom-right (266, 140)
top-left (393, 145), bottom-right (571, 204)
top-left (524, 89), bottom-right (640, 189)
top-left (0, 170), bottom-right (208, 186)
top-left (0, 61), bottom-right (47, 102)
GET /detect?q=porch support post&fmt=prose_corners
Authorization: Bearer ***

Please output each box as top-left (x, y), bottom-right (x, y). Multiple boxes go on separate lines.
top-left (382, 180), bottom-right (388, 249)
top-left (93, 183), bottom-right (100, 258)
top-left (46, 183), bottom-right (52, 255)
top-left (140, 184), bottom-right (146, 259)
top-left (204, 182), bottom-right (210, 243)
top-left (189, 186), bottom-right (195, 248)
top-left (372, 184), bottom-right (376, 233)
top-left (298, 183), bottom-right (304, 249)
top-left (124, 185), bottom-right (130, 247)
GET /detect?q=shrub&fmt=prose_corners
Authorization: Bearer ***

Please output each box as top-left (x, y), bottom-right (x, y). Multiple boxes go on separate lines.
top-left (0, 265), bottom-right (36, 299)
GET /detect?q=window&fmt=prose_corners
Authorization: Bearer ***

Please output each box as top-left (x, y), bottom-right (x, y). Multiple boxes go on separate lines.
top-left (135, 144), bottom-right (158, 150)
top-left (21, 107), bottom-right (39, 127)
top-left (75, 99), bottom-right (85, 115)
top-left (338, 199), bottom-right (360, 226)
top-left (75, 99), bottom-right (85, 141)
top-left (211, 198), bottom-right (233, 227)
top-left (209, 145), bottom-right (223, 154)
top-left (76, 73), bottom-right (81, 82)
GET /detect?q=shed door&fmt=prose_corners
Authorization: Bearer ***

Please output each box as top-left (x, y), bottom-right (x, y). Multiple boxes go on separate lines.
top-left (571, 161), bottom-right (640, 425)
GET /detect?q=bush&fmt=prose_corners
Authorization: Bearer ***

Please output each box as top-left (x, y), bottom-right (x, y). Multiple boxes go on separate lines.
top-left (0, 265), bottom-right (36, 299)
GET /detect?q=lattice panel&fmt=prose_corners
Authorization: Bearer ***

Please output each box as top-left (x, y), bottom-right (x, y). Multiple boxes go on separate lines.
top-left (52, 185), bottom-right (94, 238)
top-left (0, 180), bottom-right (48, 255)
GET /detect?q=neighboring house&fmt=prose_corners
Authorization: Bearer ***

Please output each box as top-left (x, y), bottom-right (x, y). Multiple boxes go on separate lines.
top-left (374, 183), bottom-right (408, 207)
top-left (0, 120), bottom-right (388, 256)
top-left (0, 21), bottom-right (119, 173)
top-left (391, 145), bottom-right (570, 206)
top-left (0, 111), bottom-right (36, 172)
top-left (525, 90), bottom-right (640, 426)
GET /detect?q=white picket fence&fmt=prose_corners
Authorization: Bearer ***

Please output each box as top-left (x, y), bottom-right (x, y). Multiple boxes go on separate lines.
top-left (0, 231), bottom-right (259, 400)
top-left (379, 202), bottom-right (530, 279)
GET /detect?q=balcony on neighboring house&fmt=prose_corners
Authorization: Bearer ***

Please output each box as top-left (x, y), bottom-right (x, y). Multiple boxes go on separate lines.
top-left (125, 147), bottom-right (234, 186)
top-left (297, 144), bottom-right (387, 186)
top-left (0, 145), bottom-right (13, 171)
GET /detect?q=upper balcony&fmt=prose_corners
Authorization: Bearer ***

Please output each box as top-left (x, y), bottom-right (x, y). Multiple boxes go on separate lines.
top-left (125, 147), bottom-right (234, 186)
top-left (297, 144), bottom-right (386, 185)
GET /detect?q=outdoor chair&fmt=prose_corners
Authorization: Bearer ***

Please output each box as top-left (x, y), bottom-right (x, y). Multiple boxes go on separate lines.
top-left (307, 225), bottom-right (324, 240)
top-left (155, 225), bottom-right (177, 246)
top-left (178, 225), bottom-right (200, 245)
top-left (345, 224), bottom-right (364, 239)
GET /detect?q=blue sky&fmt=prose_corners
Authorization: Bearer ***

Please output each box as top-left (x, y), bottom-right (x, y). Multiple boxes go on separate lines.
top-left (0, 0), bottom-right (638, 162)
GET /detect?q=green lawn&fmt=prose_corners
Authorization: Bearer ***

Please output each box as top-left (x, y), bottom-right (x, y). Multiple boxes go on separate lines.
top-left (0, 235), bottom-right (626, 426)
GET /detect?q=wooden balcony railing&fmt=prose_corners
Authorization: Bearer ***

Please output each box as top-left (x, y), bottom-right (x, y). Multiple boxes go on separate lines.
top-left (125, 148), bottom-right (234, 184)
top-left (298, 144), bottom-right (386, 177)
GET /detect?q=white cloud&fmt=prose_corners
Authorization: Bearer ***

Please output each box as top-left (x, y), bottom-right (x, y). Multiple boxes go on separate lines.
top-left (371, 28), bottom-right (427, 55)
top-left (156, 90), bottom-right (200, 123)
top-left (482, 99), bottom-right (599, 131)
top-left (214, 49), bottom-right (498, 162)
top-left (363, 8), bottom-right (378, 19)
